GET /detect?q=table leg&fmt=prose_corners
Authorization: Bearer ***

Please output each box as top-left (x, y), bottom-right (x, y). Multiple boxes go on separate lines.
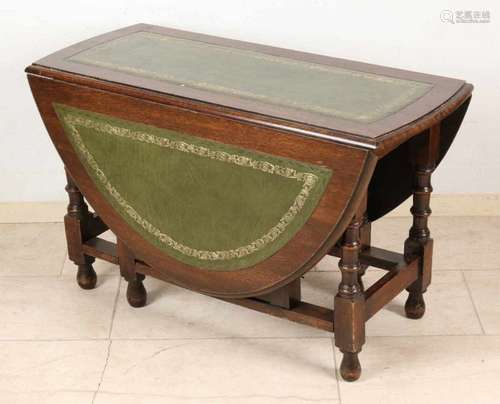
top-left (404, 126), bottom-right (439, 319)
top-left (118, 239), bottom-right (147, 308)
top-left (334, 198), bottom-right (366, 381)
top-left (358, 212), bottom-right (371, 290)
top-left (127, 273), bottom-right (147, 308)
top-left (64, 169), bottom-right (97, 289)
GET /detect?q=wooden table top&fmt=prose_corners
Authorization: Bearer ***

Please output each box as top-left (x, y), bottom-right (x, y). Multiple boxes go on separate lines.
top-left (25, 24), bottom-right (474, 297)
top-left (29, 23), bottom-right (472, 152)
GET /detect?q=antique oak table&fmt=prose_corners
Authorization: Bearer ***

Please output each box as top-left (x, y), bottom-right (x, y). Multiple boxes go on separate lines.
top-left (26, 24), bottom-right (472, 381)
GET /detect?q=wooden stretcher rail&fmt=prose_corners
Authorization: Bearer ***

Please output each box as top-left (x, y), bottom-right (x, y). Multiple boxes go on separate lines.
top-left (82, 237), bottom-right (118, 264)
top-left (221, 298), bottom-right (334, 332)
top-left (82, 235), bottom-right (419, 333)
top-left (364, 258), bottom-right (419, 320)
top-left (330, 245), bottom-right (404, 270)
top-left (331, 241), bottom-right (420, 319)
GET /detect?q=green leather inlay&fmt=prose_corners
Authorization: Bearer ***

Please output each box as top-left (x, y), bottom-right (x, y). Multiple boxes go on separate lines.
top-left (55, 104), bottom-right (332, 271)
top-left (68, 31), bottom-right (433, 123)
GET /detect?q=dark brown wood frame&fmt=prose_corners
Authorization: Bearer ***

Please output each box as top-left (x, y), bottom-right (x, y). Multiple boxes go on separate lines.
top-left (27, 23), bottom-right (473, 382)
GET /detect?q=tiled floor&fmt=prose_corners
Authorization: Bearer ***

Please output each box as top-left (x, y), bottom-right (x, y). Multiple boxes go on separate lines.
top-left (1, 216), bottom-right (500, 403)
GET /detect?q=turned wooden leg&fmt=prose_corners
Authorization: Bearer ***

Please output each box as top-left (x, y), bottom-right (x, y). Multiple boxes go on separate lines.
top-left (340, 352), bottom-right (361, 381)
top-left (405, 288), bottom-right (426, 319)
top-left (404, 126), bottom-right (438, 319)
top-left (76, 258), bottom-right (97, 290)
top-left (127, 273), bottom-right (147, 308)
top-left (118, 239), bottom-right (147, 308)
top-left (334, 196), bottom-right (366, 382)
top-left (357, 212), bottom-right (371, 290)
top-left (64, 170), bottom-right (97, 289)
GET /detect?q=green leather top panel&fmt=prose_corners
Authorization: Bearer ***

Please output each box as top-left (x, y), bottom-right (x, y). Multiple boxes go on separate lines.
top-left (68, 32), bottom-right (433, 123)
top-left (55, 104), bottom-right (332, 271)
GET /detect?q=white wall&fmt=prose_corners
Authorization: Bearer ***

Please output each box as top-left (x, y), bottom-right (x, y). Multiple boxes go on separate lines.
top-left (1, 0), bottom-right (499, 201)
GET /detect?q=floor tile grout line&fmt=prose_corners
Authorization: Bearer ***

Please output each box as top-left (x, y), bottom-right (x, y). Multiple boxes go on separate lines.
top-left (330, 337), bottom-right (343, 404)
top-left (107, 276), bottom-right (122, 339)
top-left (0, 221), bottom-right (64, 225)
top-left (58, 253), bottom-right (68, 277)
top-left (0, 274), bottom-right (120, 279)
top-left (453, 268), bottom-right (500, 272)
top-left (461, 270), bottom-right (487, 335)
top-left (91, 339), bottom-right (113, 404)
top-left (0, 336), bottom-right (334, 343)
top-left (3, 333), bottom-right (500, 343)
top-left (0, 389), bottom-right (338, 400)
top-left (5, 268), bottom-right (500, 279)
top-left (92, 390), bottom-right (339, 401)
top-left (2, 213), bottom-right (500, 226)
top-left (0, 389), bottom-right (97, 395)
top-left (6, 268), bottom-right (500, 278)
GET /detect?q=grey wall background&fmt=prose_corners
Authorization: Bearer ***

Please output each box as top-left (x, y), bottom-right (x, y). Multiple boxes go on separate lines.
top-left (1, 0), bottom-right (499, 201)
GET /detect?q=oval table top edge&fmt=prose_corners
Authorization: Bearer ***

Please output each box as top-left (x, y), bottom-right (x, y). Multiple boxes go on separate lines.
top-left (26, 23), bottom-right (470, 147)
top-left (26, 65), bottom-right (472, 160)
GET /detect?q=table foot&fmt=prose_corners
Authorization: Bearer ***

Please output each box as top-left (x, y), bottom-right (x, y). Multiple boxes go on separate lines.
top-left (126, 274), bottom-right (147, 308)
top-left (405, 291), bottom-right (426, 319)
top-left (340, 352), bottom-right (362, 382)
top-left (76, 263), bottom-right (97, 290)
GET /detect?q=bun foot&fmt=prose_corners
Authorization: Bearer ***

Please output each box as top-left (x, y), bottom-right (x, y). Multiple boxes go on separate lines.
top-left (340, 352), bottom-right (362, 382)
top-left (405, 291), bottom-right (426, 319)
top-left (76, 263), bottom-right (97, 290)
top-left (126, 274), bottom-right (147, 308)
